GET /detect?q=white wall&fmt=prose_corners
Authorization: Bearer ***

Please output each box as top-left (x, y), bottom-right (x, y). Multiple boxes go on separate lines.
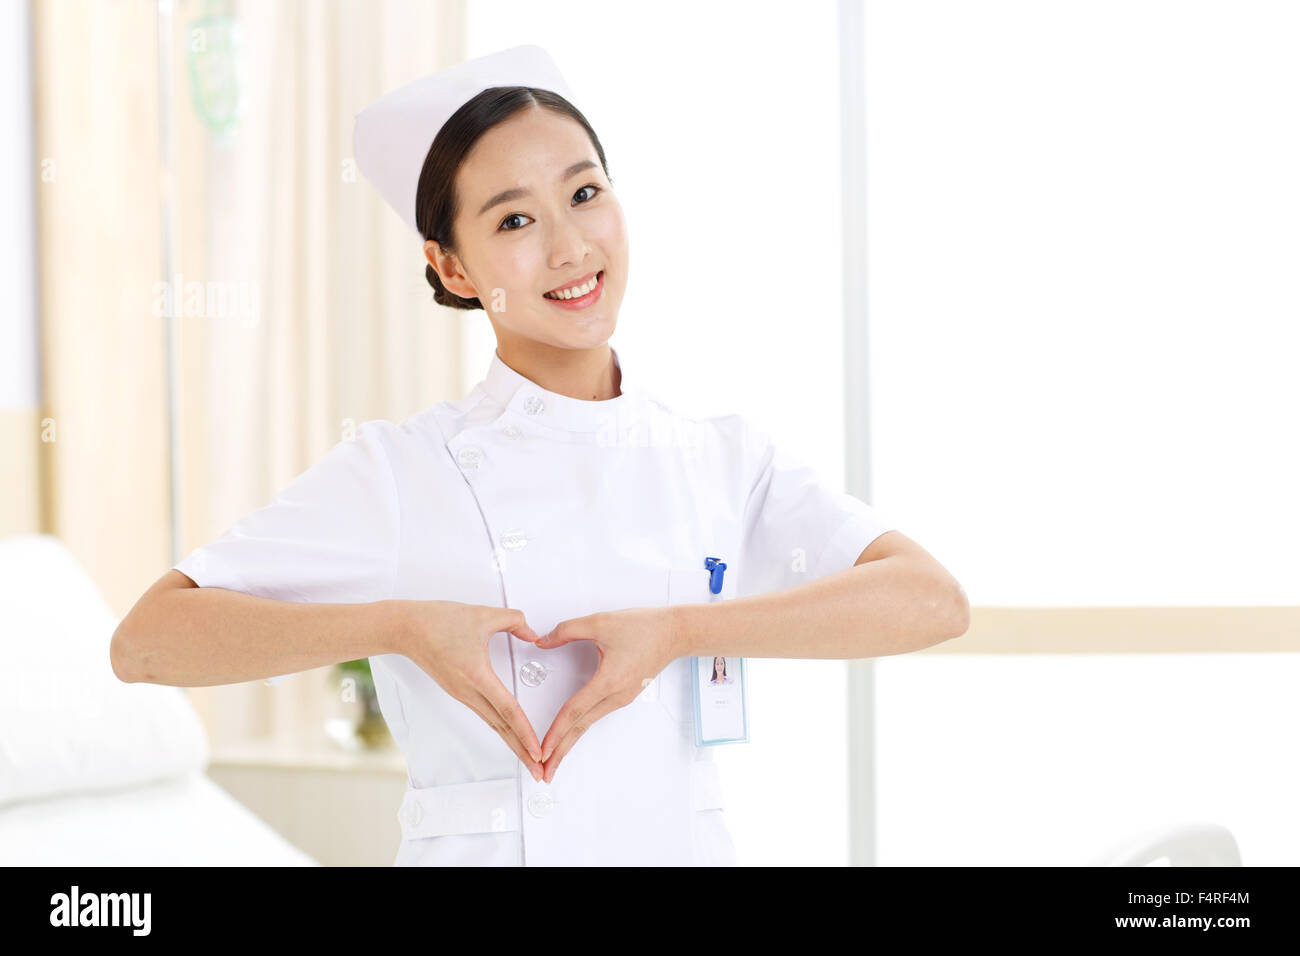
top-left (863, 0), bottom-right (1300, 606)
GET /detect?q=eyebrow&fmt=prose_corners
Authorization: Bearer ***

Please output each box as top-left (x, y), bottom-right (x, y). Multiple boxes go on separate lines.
top-left (477, 160), bottom-right (600, 217)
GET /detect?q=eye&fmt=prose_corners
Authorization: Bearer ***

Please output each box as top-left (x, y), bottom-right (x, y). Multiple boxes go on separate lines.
top-left (496, 184), bottom-right (601, 232)
top-left (498, 212), bottom-right (533, 232)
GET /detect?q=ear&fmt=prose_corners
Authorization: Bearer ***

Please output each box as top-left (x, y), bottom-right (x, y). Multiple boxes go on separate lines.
top-left (424, 239), bottom-right (477, 300)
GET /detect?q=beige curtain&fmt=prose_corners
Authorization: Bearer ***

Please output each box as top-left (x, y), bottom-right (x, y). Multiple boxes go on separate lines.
top-left (30, 0), bottom-right (182, 608)
top-left (32, 0), bottom-right (468, 751)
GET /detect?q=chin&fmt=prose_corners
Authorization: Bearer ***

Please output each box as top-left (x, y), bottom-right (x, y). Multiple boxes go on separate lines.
top-left (543, 306), bottom-right (618, 345)
top-left (568, 321), bottom-right (619, 351)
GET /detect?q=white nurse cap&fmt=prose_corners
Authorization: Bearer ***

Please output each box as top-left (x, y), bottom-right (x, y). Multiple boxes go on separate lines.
top-left (353, 44), bottom-right (577, 236)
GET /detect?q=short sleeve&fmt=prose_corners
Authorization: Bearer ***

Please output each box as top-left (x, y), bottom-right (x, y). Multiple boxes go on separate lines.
top-left (736, 419), bottom-right (897, 598)
top-left (172, 420), bottom-right (401, 607)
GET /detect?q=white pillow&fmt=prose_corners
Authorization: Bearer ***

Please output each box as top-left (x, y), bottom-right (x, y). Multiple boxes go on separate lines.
top-left (0, 534), bottom-right (209, 808)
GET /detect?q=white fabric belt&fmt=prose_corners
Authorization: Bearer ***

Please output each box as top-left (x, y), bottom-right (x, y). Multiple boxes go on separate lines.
top-left (398, 777), bottom-right (519, 840)
top-left (398, 760), bottom-right (725, 840)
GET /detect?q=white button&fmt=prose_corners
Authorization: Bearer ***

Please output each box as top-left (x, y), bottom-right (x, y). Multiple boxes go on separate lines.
top-left (527, 792), bottom-right (554, 817)
top-left (405, 801), bottom-right (424, 827)
top-left (456, 445), bottom-right (482, 469)
top-left (523, 395), bottom-right (545, 415)
top-left (501, 424), bottom-right (522, 440)
top-left (519, 660), bottom-right (547, 687)
top-left (500, 529), bottom-right (527, 551)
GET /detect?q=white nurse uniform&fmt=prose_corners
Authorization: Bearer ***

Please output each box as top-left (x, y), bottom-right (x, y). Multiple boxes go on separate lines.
top-left (173, 346), bottom-right (897, 865)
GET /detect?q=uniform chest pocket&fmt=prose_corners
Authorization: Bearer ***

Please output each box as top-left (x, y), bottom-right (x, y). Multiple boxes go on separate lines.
top-left (645, 567), bottom-right (736, 730)
top-left (667, 566), bottom-right (736, 608)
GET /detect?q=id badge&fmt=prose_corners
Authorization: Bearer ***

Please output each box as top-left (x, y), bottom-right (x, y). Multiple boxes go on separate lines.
top-left (692, 557), bottom-right (750, 746)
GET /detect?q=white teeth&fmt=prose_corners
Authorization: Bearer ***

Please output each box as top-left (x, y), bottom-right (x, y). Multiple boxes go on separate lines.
top-left (545, 274), bottom-right (599, 299)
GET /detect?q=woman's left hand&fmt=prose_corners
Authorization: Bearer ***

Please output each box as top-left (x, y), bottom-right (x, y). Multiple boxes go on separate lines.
top-left (534, 606), bottom-right (678, 782)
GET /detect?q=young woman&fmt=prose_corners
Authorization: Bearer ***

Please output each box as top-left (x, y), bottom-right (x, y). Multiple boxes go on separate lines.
top-left (111, 45), bottom-right (968, 867)
top-left (710, 657), bottom-right (732, 685)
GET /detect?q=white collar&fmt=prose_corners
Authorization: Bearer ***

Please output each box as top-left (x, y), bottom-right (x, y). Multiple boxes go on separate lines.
top-left (478, 345), bottom-right (649, 433)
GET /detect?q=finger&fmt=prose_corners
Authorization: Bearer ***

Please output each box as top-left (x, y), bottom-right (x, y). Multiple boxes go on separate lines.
top-left (540, 675), bottom-right (615, 763)
top-left (478, 671), bottom-right (543, 764)
top-left (476, 616), bottom-right (543, 761)
top-left (492, 607), bottom-right (541, 644)
top-left (463, 688), bottom-right (544, 782)
top-left (536, 615), bottom-right (594, 650)
top-left (543, 692), bottom-right (627, 783)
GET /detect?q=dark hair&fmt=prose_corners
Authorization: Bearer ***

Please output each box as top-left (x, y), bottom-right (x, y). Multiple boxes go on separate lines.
top-left (415, 86), bottom-right (612, 311)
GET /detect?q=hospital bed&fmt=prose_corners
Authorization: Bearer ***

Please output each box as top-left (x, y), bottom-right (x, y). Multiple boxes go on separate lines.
top-left (1089, 822), bottom-right (1242, 866)
top-left (0, 533), bottom-right (316, 866)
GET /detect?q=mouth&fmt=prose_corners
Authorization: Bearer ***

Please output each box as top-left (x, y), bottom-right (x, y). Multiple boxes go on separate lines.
top-left (542, 270), bottom-right (604, 310)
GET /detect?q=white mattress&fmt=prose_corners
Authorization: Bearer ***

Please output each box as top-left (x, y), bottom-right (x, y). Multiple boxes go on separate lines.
top-left (0, 770), bottom-right (318, 866)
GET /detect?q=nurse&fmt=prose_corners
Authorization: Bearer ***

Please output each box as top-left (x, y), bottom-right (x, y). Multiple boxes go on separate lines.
top-left (112, 45), bottom-right (969, 867)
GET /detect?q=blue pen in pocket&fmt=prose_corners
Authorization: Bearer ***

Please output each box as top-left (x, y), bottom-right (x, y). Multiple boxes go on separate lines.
top-left (691, 556), bottom-right (750, 746)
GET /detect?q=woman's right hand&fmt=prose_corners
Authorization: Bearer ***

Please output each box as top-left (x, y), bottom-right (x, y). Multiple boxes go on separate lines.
top-left (395, 600), bottom-right (546, 782)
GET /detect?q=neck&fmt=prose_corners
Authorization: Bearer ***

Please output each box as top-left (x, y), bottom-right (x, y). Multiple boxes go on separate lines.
top-left (494, 339), bottom-right (622, 402)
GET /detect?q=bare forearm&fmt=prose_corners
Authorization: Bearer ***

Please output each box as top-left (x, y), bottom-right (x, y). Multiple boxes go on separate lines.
top-left (112, 587), bottom-right (411, 687)
top-left (669, 556), bottom-right (968, 660)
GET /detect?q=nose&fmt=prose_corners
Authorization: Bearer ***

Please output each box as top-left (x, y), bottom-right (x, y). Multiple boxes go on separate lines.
top-left (547, 210), bottom-right (591, 270)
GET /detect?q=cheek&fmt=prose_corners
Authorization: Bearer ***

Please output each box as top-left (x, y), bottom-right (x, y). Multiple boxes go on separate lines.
top-left (594, 204), bottom-right (629, 257)
top-left (486, 245), bottom-right (545, 310)
top-left (594, 210), bottom-right (630, 301)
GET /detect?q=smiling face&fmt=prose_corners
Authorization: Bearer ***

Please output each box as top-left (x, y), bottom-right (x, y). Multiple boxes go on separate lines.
top-left (424, 105), bottom-right (629, 355)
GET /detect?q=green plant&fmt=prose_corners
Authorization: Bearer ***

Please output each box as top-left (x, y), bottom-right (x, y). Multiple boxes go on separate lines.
top-left (331, 658), bottom-right (389, 748)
